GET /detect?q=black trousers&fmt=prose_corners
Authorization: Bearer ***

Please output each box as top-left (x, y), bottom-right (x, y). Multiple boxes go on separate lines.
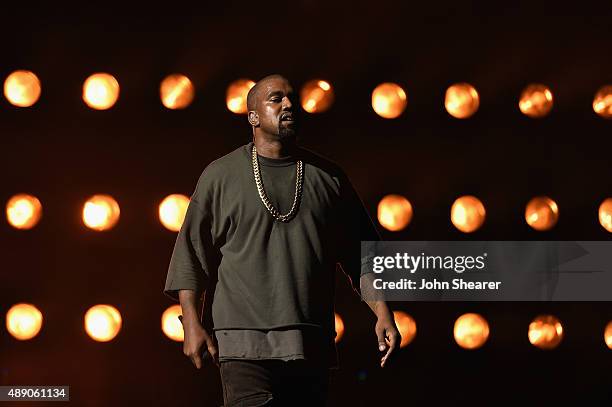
top-left (219, 359), bottom-right (330, 407)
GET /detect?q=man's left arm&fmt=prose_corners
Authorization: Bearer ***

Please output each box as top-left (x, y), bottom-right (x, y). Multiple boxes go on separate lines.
top-left (336, 173), bottom-right (401, 368)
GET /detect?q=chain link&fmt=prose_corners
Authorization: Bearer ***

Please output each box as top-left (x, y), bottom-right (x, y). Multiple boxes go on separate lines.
top-left (252, 145), bottom-right (303, 222)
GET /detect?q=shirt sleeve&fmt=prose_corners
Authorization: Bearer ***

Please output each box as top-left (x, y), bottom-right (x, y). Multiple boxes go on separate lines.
top-left (335, 171), bottom-right (381, 298)
top-left (163, 171), bottom-right (216, 302)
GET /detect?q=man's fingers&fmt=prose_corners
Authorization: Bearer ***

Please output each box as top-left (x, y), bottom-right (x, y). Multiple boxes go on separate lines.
top-left (376, 327), bottom-right (387, 352)
top-left (192, 354), bottom-right (203, 369)
top-left (381, 329), bottom-right (400, 368)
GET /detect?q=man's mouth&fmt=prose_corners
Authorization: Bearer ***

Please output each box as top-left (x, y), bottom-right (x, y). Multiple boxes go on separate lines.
top-left (280, 113), bottom-right (294, 122)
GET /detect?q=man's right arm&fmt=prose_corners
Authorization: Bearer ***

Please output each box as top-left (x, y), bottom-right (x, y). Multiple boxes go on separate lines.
top-left (178, 289), bottom-right (218, 368)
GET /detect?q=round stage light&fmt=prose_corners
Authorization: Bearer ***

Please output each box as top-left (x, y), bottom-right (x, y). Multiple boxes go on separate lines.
top-left (159, 194), bottom-right (190, 232)
top-left (84, 304), bottom-right (122, 342)
top-left (519, 84), bottom-right (553, 118)
top-left (377, 194), bottom-right (413, 232)
top-left (445, 83), bottom-right (479, 119)
top-left (605, 321), bottom-right (612, 349)
top-left (300, 79), bottom-right (334, 113)
top-left (162, 304), bottom-right (184, 342)
top-left (593, 85), bottom-right (612, 118)
top-left (451, 195), bottom-right (486, 233)
top-left (528, 314), bottom-right (563, 350)
top-left (6, 194), bottom-right (42, 230)
top-left (3, 70), bottom-right (41, 107)
top-left (83, 73), bottom-right (119, 110)
top-left (82, 194), bottom-right (120, 231)
top-left (393, 311), bottom-right (417, 348)
top-left (598, 198), bottom-right (612, 233)
top-left (226, 79), bottom-right (255, 114)
top-left (454, 313), bottom-right (489, 350)
top-left (525, 196), bottom-right (559, 231)
top-left (160, 74), bottom-right (195, 109)
top-left (6, 303), bottom-right (43, 340)
top-left (372, 83), bottom-right (407, 119)
top-left (334, 312), bottom-right (345, 343)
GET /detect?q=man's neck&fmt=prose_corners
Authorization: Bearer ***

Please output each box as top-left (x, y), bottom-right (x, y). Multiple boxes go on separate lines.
top-left (253, 136), bottom-right (297, 159)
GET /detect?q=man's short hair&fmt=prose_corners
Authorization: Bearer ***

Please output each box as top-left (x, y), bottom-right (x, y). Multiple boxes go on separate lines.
top-left (247, 74), bottom-right (288, 112)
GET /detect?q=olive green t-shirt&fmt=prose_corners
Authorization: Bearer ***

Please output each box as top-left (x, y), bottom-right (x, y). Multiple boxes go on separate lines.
top-left (164, 141), bottom-right (379, 355)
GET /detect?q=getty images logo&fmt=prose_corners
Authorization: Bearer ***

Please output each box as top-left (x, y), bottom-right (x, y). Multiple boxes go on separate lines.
top-left (372, 252), bottom-right (488, 274)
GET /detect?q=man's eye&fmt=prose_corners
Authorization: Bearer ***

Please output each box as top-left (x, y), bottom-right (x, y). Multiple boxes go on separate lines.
top-left (271, 97), bottom-right (281, 102)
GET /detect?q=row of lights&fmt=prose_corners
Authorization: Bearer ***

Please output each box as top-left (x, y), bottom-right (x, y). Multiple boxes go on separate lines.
top-left (6, 303), bottom-right (612, 351)
top-left (6, 193), bottom-right (612, 233)
top-left (3, 70), bottom-right (612, 118)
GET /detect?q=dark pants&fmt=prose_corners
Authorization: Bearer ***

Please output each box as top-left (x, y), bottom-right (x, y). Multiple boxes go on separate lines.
top-left (219, 360), bottom-right (330, 406)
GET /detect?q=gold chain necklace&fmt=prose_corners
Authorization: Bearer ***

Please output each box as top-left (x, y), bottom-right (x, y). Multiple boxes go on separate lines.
top-left (252, 145), bottom-right (303, 222)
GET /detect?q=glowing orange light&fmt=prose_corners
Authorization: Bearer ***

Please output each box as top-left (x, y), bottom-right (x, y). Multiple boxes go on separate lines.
top-left (598, 198), bottom-right (612, 233)
top-left (6, 194), bottom-right (42, 230)
top-left (377, 194), bottom-right (413, 232)
top-left (605, 321), bottom-right (612, 349)
top-left (162, 304), bottom-right (184, 342)
top-left (593, 85), bottom-right (612, 118)
top-left (6, 303), bottom-right (43, 340)
top-left (160, 74), bottom-right (195, 109)
top-left (393, 311), bottom-right (417, 348)
top-left (300, 79), bottom-right (334, 113)
top-left (451, 195), bottom-right (486, 233)
top-left (372, 83), bottom-right (407, 119)
top-left (334, 312), bottom-right (345, 343)
top-left (82, 194), bottom-right (120, 231)
top-left (84, 304), bottom-right (122, 342)
top-left (83, 73), bottom-right (119, 110)
top-left (528, 314), bottom-right (563, 350)
top-left (226, 79), bottom-right (255, 114)
top-left (445, 83), bottom-right (479, 119)
top-left (519, 84), bottom-right (553, 118)
top-left (454, 313), bottom-right (489, 350)
top-left (525, 196), bottom-right (559, 231)
top-left (159, 194), bottom-right (190, 232)
top-left (3, 70), bottom-right (41, 107)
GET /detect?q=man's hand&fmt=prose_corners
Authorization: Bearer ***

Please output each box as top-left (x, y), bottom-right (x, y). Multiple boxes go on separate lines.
top-left (375, 315), bottom-right (401, 368)
top-left (179, 315), bottom-right (219, 368)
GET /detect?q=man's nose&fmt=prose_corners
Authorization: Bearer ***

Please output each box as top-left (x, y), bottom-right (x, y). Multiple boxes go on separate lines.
top-left (282, 96), bottom-right (293, 110)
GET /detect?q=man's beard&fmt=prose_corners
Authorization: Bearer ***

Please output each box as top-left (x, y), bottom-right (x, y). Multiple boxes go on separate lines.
top-left (278, 124), bottom-right (296, 139)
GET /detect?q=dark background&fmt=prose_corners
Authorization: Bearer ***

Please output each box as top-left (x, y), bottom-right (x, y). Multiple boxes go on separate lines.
top-left (1, 2), bottom-right (611, 405)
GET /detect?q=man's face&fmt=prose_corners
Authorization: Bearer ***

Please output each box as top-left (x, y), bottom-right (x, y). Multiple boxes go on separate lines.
top-left (253, 77), bottom-right (296, 139)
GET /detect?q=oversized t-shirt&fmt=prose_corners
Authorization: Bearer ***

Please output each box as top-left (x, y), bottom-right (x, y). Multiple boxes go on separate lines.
top-left (164, 141), bottom-right (380, 352)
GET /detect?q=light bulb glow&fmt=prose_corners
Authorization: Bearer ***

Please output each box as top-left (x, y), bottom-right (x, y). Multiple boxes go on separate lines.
top-left (454, 313), bottom-right (489, 349)
top-left (451, 196), bottom-right (486, 233)
top-left (393, 311), bottom-right (417, 348)
top-left (162, 304), bottom-right (184, 342)
top-left (159, 194), bottom-right (190, 232)
top-left (4, 70), bottom-right (41, 107)
top-left (525, 196), bottom-right (559, 231)
top-left (377, 194), bottom-right (413, 231)
top-left (82, 195), bottom-right (120, 231)
top-left (6, 303), bottom-right (43, 340)
top-left (519, 84), bottom-right (553, 118)
top-left (160, 74), bottom-right (195, 109)
top-left (83, 73), bottom-right (119, 110)
top-left (593, 85), bottom-right (612, 118)
top-left (372, 83), bottom-right (407, 119)
top-left (226, 79), bottom-right (255, 114)
top-left (6, 194), bottom-right (42, 230)
top-left (445, 83), bottom-right (479, 119)
top-left (334, 312), bottom-right (345, 343)
top-left (300, 79), bottom-right (334, 113)
top-left (84, 304), bottom-right (122, 342)
top-left (528, 315), bottom-right (563, 350)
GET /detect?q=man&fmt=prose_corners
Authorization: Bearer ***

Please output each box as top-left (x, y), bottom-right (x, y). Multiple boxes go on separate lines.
top-left (164, 74), bottom-right (400, 406)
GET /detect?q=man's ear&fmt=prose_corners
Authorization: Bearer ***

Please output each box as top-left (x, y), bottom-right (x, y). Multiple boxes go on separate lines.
top-left (248, 111), bottom-right (259, 127)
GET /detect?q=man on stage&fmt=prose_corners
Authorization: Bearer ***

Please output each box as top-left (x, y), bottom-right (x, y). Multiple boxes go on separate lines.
top-left (164, 74), bottom-right (400, 406)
